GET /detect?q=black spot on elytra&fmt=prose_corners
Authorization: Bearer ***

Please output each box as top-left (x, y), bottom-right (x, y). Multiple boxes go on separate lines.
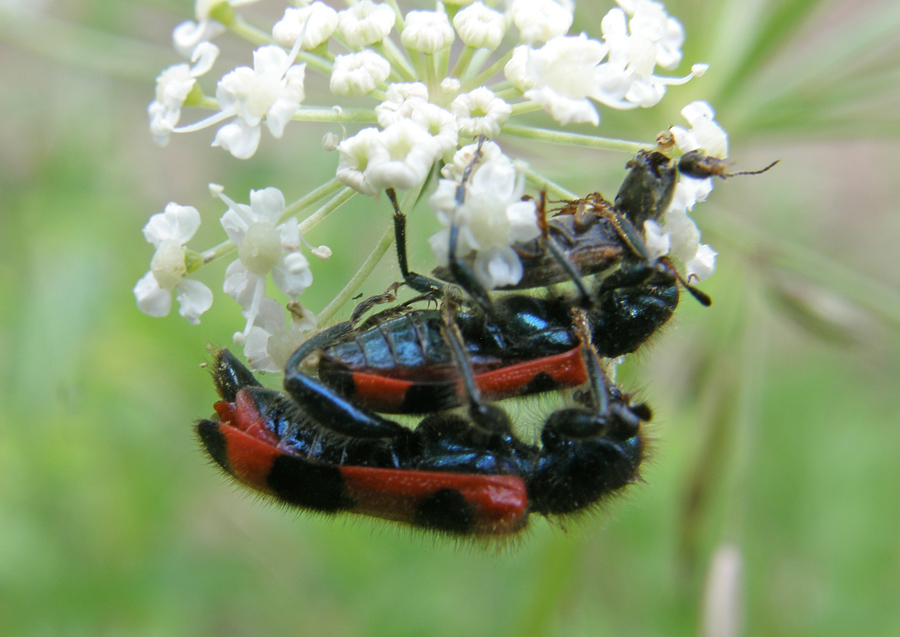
top-left (522, 371), bottom-right (559, 395)
top-left (197, 421), bottom-right (229, 471)
top-left (402, 382), bottom-right (460, 412)
top-left (414, 489), bottom-right (476, 534)
top-left (267, 455), bottom-right (355, 512)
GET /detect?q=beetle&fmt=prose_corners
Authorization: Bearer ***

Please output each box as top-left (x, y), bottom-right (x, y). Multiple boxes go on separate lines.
top-left (197, 305), bottom-right (648, 537)
top-left (392, 147), bottom-right (711, 315)
top-left (312, 147), bottom-right (702, 416)
top-left (302, 260), bottom-right (678, 415)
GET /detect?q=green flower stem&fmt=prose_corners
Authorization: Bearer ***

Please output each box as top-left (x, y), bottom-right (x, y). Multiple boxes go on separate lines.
top-left (490, 79), bottom-right (513, 93)
top-left (295, 51), bottom-right (334, 76)
top-left (509, 101), bottom-right (543, 116)
top-left (285, 178), bottom-right (345, 226)
top-left (196, 96), bottom-right (220, 110)
top-left (296, 185), bottom-right (356, 234)
top-left (405, 47), bottom-right (427, 80)
top-left (524, 168), bottom-right (578, 201)
top-left (450, 45), bottom-right (477, 81)
top-left (229, 16), bottom-right (274, 46)
top-left (384, 0), bottom-right (405, 31)
top-left (502, 124), bottom-right (653, 154)
top-left (461, 49), bottom-right (513, 92)
top-left (290, 107), bottom-right (379, 124)
top-left (316, 223), bottom-right (395, 326)
top-left (373, 40), bottom-right (416, 81)
top-left (422, 52), bottom-right (438, 90)
top-left (461, 47), bottom-right (493, 84)
top-left (436, 46), bottom-right (452, 87)
top-left (198, 242), bottom-right (235, 267)
top-left (315, 184), bottom-right (423, 325)
top-left (493, 87), bottom-right (521, 101)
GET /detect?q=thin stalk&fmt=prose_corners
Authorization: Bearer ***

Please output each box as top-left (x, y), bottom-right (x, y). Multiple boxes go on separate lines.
top-left (450, 45), bottom-right (477, 80)
top-left (297, 186), bottom-right (356, 233)
top-left (462, 49), bottom-right (513, 91)
top-left (524, 168), bottom-right (578, 201)
top-left (502, 125), bottom-right (653, 154)
top-left (316, 223), bottom-right (395, 326)
top-left (229, 16), bottom-right (275, 46)
top-left (373, 40), bottom-right (416, 81)
top-left (290, 107), bottom-right (379, 124)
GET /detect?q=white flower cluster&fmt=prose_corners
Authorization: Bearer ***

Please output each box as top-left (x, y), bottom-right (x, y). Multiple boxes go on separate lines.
top-left (429, 141), bottom-right (541, 289)
top-left (505, 0), bottom-right (707, 125)
top-left (137, 0), bottom-right (729, 370)
top-left (646, 101), bottom-right (729, 281)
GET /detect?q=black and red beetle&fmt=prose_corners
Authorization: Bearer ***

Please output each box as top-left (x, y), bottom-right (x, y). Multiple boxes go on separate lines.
top-left (198, 310), bottom-right (648, 537)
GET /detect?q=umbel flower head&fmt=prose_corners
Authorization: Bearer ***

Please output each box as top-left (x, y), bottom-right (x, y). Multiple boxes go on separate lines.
top-left (136, 0), bottom-right (729, 370)
top-left (134, 203), bottom-right (213, 325)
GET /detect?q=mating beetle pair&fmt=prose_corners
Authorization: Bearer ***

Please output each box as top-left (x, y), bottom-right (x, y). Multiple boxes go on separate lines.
top-left (197, 147), bottom-right (757, 537)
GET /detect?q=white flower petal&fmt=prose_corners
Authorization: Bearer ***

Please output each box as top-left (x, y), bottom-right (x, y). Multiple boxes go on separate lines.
top-left (440, 140), bottom-right (504, 181)
top-left (172, 19), bottom-right (225, 57)
top-left (375, 82), bottom-right (430, 127)
top-left (150, 239), bottom-right (188, 291)
top-left (337, 1), bottom-right (396, 48)
top-left (511, 0), bottom-right (574, 45)
top-left (525, 87), bottom-right (600, 125)
top-left (212, 118), bottom-right (262, 159)
top-left (454, 2), bottom-right (506, 50)
top-left (335, 127), bottom-right (383, 196)
top-left (450, 87), bottom-right (511, 138)
top-left (175, 278), bottom-right (213, 324)
top-left (272, 251), bottom-right (313, 298)
top-left (190, 41), bottom-right (220, 75)
top-left (686, 244), bottom-right (717, 281)
top-left (516, 35), bottom-right (610, 124)
top-left (248, 187), bottom-right (286, 225)
top-left (364, 121), bottom-right (440, 190)
top-left (142, 203), bottom-right (201, 246)
top-left (330, 50), bottom-right (391, 97)
top-left (409, 103), bottom-right (459, 157)
top-left (223, 260), bottom-right (263, 308)
top-left (643, 219), bottom-right (670, 260)
top-left (134, 271), bottom-right (174, 317)
top-left (676, 100), bottom-right (729, 157)
top-left (241, 325), bottom-right (281, 373)
top-left (401, 10), bottom-right (455, 53)
top-left (428, 149), bottom-right (539, 289)
top-left (474, 246), bottom-right (525, 288)
top-left (273, 3), bottom-right (339, 50)
top-left (265, 98), bottom-right (300, 138)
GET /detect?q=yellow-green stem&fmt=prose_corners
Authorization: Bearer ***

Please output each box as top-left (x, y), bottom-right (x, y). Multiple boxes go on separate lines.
top-left (503, 124), bottom-right (653, 154)
top-left (316, 223), bottom-right (395, 326)
top-left (524, 168), bottom-right (578, 200)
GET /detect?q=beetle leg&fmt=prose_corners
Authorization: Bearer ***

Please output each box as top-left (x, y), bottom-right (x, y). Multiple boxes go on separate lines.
top-left (529, 311), bottom-right (648, 515)
top-left (386, 188), bottom-right (446, 297)
top-left (542, 233), bottom-right (597, 306)
top-left (440, 294), bottom-right (513, 437)
top-left (284, 366), bottom-right (413, 439)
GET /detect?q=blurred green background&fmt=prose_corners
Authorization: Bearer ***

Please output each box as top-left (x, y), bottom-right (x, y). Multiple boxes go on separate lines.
top-left (2, 1), bottom-right (899, 635)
